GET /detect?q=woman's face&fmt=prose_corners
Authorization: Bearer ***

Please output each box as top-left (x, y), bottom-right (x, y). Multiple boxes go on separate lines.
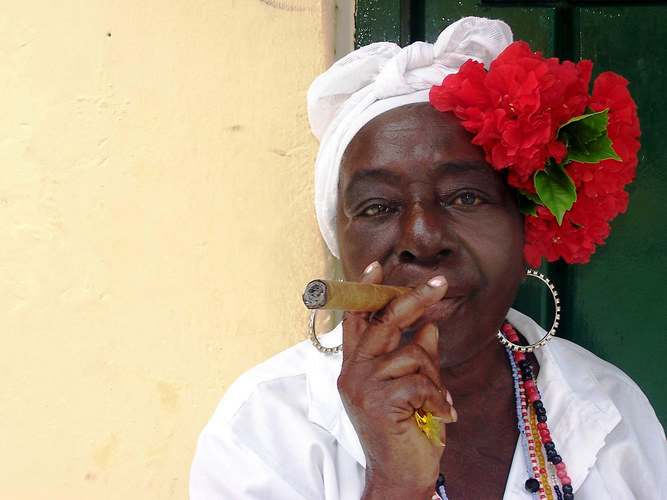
top-left (336, 103), bottom-right (526, 366)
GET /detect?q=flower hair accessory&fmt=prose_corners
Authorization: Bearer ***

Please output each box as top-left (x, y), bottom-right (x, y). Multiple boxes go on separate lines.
top-left (429, 41), bottom-right (640, 266)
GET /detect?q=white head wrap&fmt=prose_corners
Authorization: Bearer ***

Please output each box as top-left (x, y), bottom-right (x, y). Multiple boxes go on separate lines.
top-left (307, 16), bottom-right (513, 258)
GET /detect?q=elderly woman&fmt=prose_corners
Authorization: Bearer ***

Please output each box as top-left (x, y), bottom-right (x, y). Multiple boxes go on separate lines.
top-left (191, 17), bottom-right (666, 499)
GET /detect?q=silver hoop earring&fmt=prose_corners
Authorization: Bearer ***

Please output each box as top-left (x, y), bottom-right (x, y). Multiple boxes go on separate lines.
top-left (497, 269), bottom-right (561, 353)
top-left (308, 310), bottom-right (342, 354)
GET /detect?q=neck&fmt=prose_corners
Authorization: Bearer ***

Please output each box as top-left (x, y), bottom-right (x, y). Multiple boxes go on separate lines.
top-left (435, 337), bottom-right (520, 499)
top-left (439, 336), bottom-right (512, 398)
top-left (439, 328), bottom-right (540, 399)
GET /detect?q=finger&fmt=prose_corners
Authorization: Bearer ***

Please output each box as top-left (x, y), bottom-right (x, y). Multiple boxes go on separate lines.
top-left (373, 341), bottom-right (441, 389)
top-left (383, 374), bottom-right (456, 425)
top-left (342, 261), bottom-right (383, 360)
top-left (374, 276), bottom-right (448, 330)
top-left (355, 276), bottom-right (448, 358)
top-left (413, 322), bottom-right (439, 364)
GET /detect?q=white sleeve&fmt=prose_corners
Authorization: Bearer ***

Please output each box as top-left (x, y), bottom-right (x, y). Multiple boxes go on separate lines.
top-left (580, 375), bottom-right (667, 499)
top-left (189, 371), bottom-right (361, 500)
top-left (564, 341), bottom-right (667, 499)
top-left (190, 421), bottom-right (310, 500)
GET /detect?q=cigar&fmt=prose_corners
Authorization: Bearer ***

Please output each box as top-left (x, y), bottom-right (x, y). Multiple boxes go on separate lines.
top-left (302, 280), bottom-right (412, 312)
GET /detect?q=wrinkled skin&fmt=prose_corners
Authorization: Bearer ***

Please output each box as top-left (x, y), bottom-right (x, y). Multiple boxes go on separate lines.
top-left (335, 103), bottom-right (527, 499)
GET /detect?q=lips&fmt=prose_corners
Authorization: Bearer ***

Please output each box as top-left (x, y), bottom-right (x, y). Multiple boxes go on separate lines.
top-left (383, 265), bottom-right (475, 300)
top-left (423, 296), bottom-right (465, 320)
top-left (379, 265), bottom-right (475, 333)
top-left (393, 296), bottom-right (466, 339)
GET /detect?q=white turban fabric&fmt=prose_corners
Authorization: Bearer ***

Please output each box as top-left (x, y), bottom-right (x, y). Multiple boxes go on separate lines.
top-left (307, 16), bottom-right (513, 258)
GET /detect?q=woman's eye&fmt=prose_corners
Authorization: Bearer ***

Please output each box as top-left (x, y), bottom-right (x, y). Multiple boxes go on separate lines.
top-left (455, 192), bottom-right (481, 206)
top-left (360, 204), bottom-right (392, 217)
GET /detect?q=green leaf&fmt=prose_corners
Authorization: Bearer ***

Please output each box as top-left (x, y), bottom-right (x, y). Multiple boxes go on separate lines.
top-left (517, 193), bottom-right (538, 217)
top-left (534, 163), bottom-right (577, 225)
top-left (558, 109), bottom-right (621, 164)
top-left (517, 190), bottom-right (543, 217)
top-left (519, 190), bottom-right (544, 206)
top-left (569, 133), bottom-right (621, 164)
top-left (558, 108), bottom-right (607, 141)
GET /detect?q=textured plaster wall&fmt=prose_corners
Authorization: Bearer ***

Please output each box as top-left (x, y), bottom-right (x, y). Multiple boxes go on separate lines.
top-left (0, 1), bottom-right (339, 497)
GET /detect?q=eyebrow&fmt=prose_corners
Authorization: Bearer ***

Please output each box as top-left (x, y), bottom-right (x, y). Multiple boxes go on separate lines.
top-left (344, 160), bottom-right (492, 187)
top-left (345, 167), bottom-right (402, 186)
top-left (340, 168), bottom-right (400, 203)
top-left (433, 160), bottom-right (492, 175)
top-left (341, 160), bottom-right (494, 204)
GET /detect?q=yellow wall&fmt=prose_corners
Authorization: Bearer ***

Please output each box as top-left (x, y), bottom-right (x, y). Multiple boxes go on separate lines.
top-left (0, 1), bottom-right (342, 497)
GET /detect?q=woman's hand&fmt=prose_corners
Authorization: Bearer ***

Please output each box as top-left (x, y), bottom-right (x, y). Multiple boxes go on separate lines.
top-left (337, 261), bottom-right (457, 500)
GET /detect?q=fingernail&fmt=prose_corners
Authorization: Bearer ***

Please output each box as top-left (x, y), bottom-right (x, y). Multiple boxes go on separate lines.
top-left (427, 275), bottom-right (446, 287)
top-left (445, 390), bottom-right (453, 406)
top-left (363, 261), bottom-right (379, 274)
top-left (450, 406), bottom-right (458, 422)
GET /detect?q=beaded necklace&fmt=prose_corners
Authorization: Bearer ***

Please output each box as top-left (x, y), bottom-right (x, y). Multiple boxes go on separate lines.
top-left (432, 322), bottom-right (573, 500)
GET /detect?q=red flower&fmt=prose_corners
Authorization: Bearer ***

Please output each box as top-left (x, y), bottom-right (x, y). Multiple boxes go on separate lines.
top-left (430, 42), bottom-right (640, 265)
top-left (430, 41), bottom-right (591, 192)
top-left (588, 72), bottom-right (640, 194)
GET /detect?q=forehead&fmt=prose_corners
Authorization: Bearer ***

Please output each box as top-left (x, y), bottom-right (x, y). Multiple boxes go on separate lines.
top-left (340, 103), bottom-right (489, 184)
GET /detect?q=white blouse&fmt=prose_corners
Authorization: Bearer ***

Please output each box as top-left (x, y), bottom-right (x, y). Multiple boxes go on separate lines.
top-left (191, 309), bottom-right (667, 499)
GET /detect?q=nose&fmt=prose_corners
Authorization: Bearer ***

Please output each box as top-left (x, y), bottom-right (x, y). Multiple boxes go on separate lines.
top-left (396, 201), bottom-right (457, 265)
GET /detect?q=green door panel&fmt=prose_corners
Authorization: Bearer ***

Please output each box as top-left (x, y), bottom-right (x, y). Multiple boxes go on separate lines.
top-left (564, 6), bottom-right (667, 427)
top-left (355, 0), bottom-right (402, 46)
top-left (425, 3), bottom-right (556, 52)
top-left (355, 0), bottom-right (667, 425)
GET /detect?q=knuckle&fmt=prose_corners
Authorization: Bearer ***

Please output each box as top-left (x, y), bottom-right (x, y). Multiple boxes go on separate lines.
top-left (336, 372), bottom-right (347, 390)
top-left (337, 373), bottom-right (357, 401)
top-left (373, 303), bottom-right (397, 325)
top-left (373, 285), bottom-right (435, 324)
top-left (412, 374), bottom-right (440, 404)
top-left (403, 343), bottom-right (428, 360)
top-left (414, 373), bottom-right (433, 392)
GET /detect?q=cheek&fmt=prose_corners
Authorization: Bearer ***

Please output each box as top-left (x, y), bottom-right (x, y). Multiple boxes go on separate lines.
top-left (338, 245), bottom-right (361, 281)
top-left (484, 216), bottom-right (525, 287)
top-left (464, 212), bottom-right (524, 279)
top-left (336, 222), bottom-right (364, 280)
top-left (337, 221), bottom-right (397, 280)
